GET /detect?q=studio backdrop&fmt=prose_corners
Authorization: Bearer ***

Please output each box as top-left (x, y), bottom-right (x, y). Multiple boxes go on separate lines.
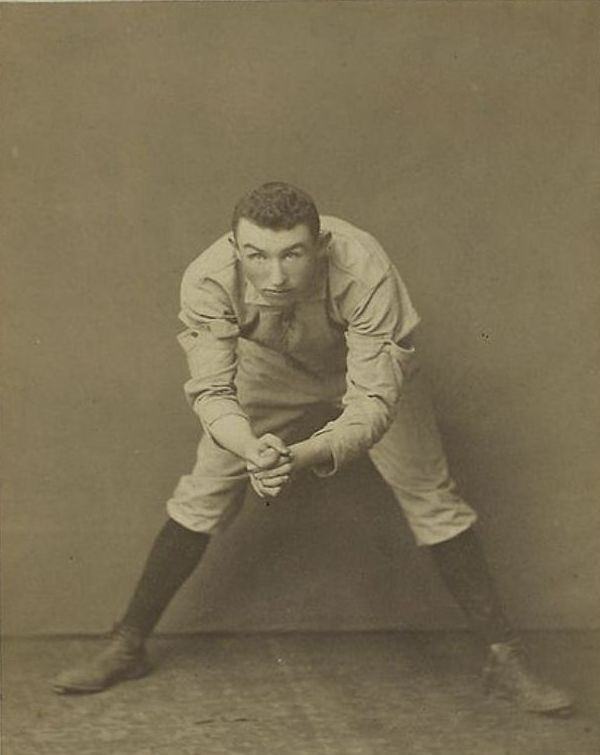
top-left (2, 2), bottom-right (599, 634)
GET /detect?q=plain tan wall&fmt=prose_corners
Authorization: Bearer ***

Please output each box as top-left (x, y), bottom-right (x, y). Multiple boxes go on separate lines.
top-left (2, 2), bottom-right (599, 635)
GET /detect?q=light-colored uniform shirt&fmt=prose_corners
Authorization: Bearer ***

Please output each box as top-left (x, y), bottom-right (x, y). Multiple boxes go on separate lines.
top-left (177, 216), bottom-right (420, 473)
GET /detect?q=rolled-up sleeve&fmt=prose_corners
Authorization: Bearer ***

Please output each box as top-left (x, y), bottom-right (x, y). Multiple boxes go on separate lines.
top-left (178, 270), bottom-right (248, 433)
top-left (311, 270), bottom-right (419, 475)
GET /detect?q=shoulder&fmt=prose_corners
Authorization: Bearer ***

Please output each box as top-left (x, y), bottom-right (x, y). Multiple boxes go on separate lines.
top-left (322, 216), bottom-right (392, 285)
top-left (321, 216), bottom-right (393, 307)
top-left (182, 232), bottom-right (237, 289)
top-left (180, 232), bottom-right (241, 318)
top-left (322, 216), bottom-right (420, 333)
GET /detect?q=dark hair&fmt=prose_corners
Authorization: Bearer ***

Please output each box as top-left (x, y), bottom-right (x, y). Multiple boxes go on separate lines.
top-left (232, 182), bottom-right (320, 240)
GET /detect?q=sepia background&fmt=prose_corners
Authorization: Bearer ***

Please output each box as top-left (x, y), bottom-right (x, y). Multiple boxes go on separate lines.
top-left (2, 1), bottom-right (599, 636)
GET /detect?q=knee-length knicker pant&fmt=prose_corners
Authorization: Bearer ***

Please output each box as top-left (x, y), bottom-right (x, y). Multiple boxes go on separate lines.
top-left (167, 338), bottom-right (477, 546)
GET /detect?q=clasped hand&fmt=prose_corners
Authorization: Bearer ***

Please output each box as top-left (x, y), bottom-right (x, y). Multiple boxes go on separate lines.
top-left (245, 433), bottom-right (294, 499)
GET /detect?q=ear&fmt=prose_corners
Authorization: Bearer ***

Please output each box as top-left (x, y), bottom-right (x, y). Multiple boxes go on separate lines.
top-left (228, 234), bottom-right (241, 259)
top-left (317, 231), bottom-right (331, 256)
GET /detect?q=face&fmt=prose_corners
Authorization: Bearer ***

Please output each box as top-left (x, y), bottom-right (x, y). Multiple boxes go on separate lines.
top-left (232, 219), bottom-right (327, 304)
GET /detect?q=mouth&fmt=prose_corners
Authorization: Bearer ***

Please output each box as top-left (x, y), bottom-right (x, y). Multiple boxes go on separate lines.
top-left (263, 288), bottom-right (292, 297)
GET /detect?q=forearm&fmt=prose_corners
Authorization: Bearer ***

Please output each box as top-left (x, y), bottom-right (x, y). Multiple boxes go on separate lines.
top-left (312, 334), bottom-right (416, 473)
top-left (208, 414), bottom-right (258, 460)
top-left (288, 434), bottom-right (333, 473)
top-left (306, 398), bottom-right (392, 476)
top-left (210, 414), bottom-right (290, 471)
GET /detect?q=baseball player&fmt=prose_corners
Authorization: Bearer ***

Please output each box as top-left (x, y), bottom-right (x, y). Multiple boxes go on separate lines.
top-left (52, 182), bottom-right (572, 716)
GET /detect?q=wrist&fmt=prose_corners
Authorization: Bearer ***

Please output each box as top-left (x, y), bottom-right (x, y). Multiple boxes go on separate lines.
top-left (241, 436), bottom-right (261, 462)
top-left (289, 435), bottom-right (332, 472)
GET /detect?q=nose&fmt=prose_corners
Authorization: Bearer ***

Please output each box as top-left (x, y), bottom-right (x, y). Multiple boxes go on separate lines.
top-left (268, 260), bottom-right (286, 288)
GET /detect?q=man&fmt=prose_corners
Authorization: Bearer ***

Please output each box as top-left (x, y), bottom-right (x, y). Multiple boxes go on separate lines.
top-left (52, 182), bottom-right (572, 716)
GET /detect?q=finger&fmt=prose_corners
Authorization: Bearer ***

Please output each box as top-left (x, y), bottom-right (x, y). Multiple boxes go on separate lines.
top-left (260, 434), bottom-right (290, 456)
top-left (251, 470), bottom-right (279, 492)
top-left (249, 474), bottom-right (266, 498)
top-left (254, 444), bottom-right (290, 470)
top-left (260, 475), bottom-right (290, 488)
top-left (254, 463), bottom-right (293, 479)
top-left (253, 456), bottom-right (278, 471)
top-left (256, 447), bottom-right (280, 468)
top-left (264, 486), bottom-right (284, 498)
top-left (262, 438), bottom-right (289, 455)
top-left (250, 473), bottom-right (284, 498)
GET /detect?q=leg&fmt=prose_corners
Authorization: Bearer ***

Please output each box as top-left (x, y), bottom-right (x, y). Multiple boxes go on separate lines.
top-left (368, 367), bottom-right (478, 548)
top-left (369, 368), bottom-right (573, 714)
top-left (52, 433), bottom-right (248, 695)
top-left (51, 379), bottom-right (328, 696)
top-left (428, 527), bottom-right (515, 645)
top-left (119, 519), bottom-right (211, 637)
top-left (52, 519), bottom-right (212, 695)
top-left (368, 368), bottom-right (516, 641)
top-left (430, 528), bottom-right (573, 715)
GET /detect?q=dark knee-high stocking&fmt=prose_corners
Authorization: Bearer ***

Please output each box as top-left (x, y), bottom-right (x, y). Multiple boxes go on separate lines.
top-left (428, 527), bottom-right (516, 646)
top-left (120, 518), bottom-right (210, 637)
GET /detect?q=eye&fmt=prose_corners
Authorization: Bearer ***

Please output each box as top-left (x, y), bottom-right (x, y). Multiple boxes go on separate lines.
top-left (247, 252), bottom-right (266, 262)
top-left (284, 250), bottom-right (302, 260)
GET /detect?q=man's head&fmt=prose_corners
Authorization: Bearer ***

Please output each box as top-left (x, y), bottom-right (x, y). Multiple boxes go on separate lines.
top-left (232, 181), bottom-right (320, 241)
top-left (230, 182), bottom-right (330, 304)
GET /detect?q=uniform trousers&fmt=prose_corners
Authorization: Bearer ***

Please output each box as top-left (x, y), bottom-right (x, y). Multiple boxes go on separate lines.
top-left (167, 338), bottom-right (477, 546)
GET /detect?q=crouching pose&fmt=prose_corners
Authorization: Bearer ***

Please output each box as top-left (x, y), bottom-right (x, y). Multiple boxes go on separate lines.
top-left (53, 182), bottom-right (572, 716)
